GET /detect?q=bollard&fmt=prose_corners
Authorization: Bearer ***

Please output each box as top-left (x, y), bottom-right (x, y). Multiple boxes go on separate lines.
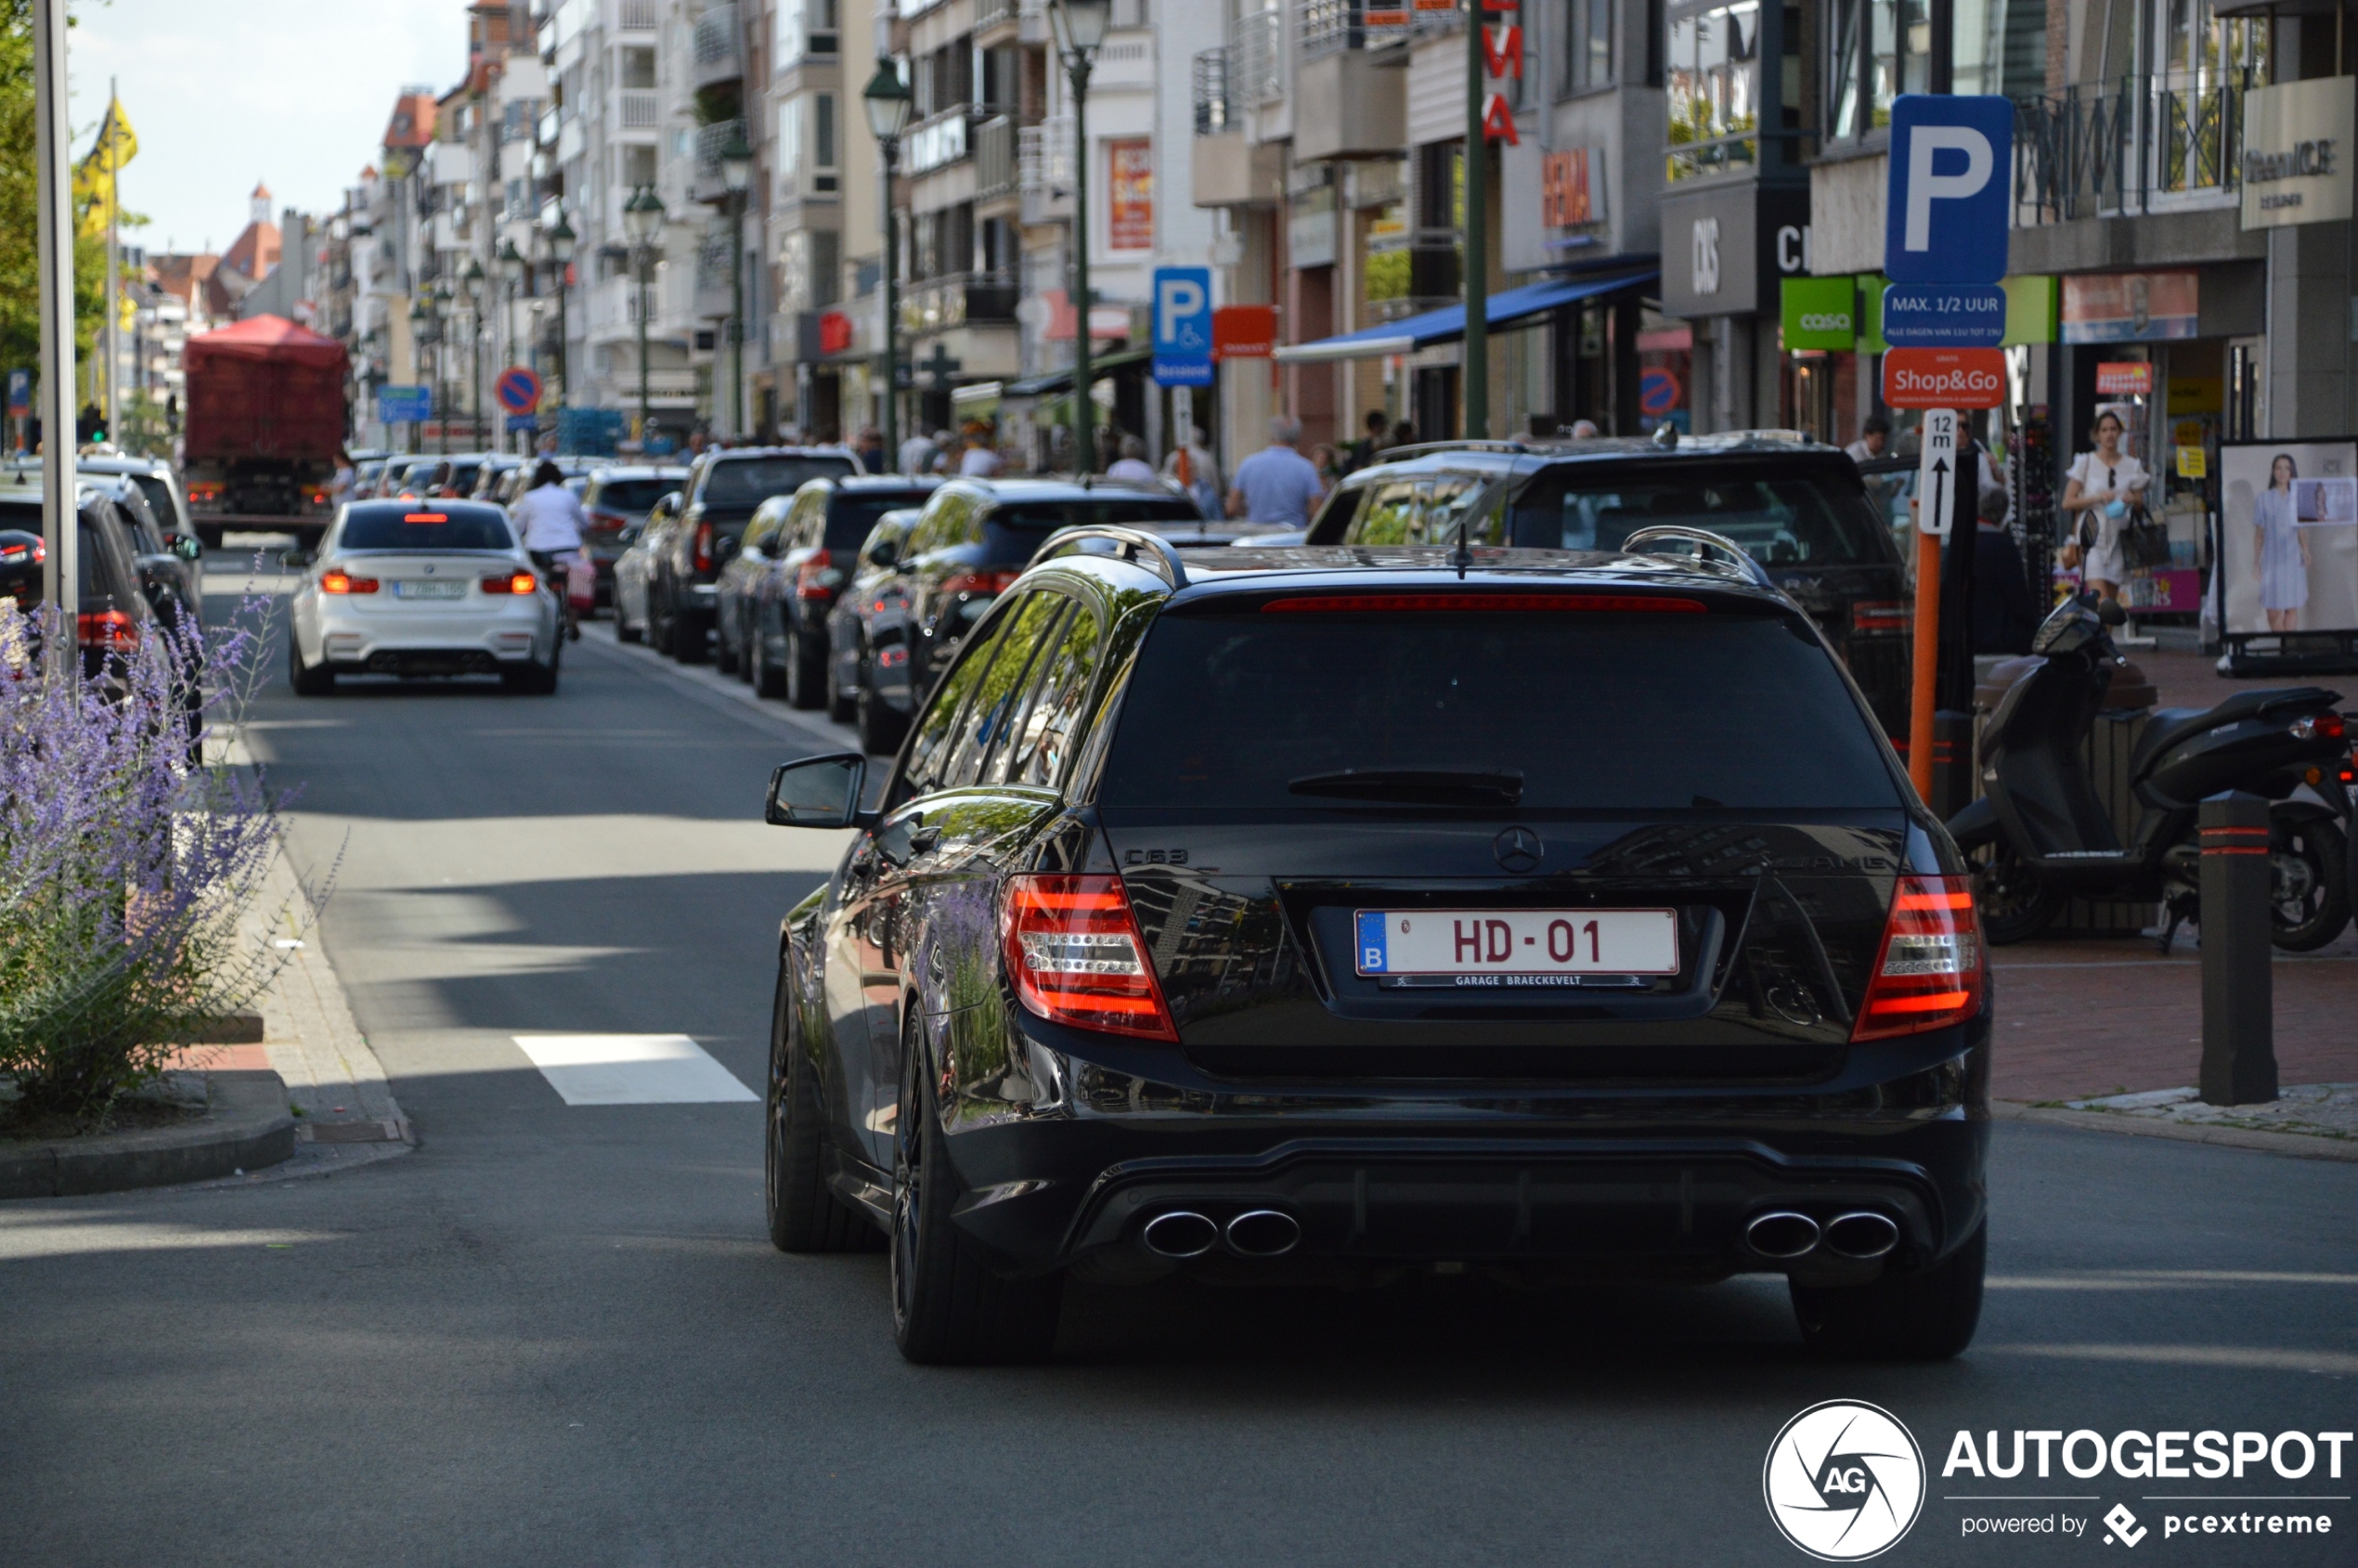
top-left (2198, 791), bottom-right (2276, 1106)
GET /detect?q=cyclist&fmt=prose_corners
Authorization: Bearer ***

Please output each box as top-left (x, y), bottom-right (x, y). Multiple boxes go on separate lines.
top-left (510, 459), bottom-right (588, 641)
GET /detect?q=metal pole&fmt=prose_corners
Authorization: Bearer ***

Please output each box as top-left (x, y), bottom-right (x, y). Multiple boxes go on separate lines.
top-left (104, 80), bottom-right (119, 440)
top-left (880, 139), bottom-right (900, 467)
top-left (637, 246), bottom-right (652, 447)
top-left (1462, 1), bottom-right (1488, 441)
top-left (2198, 791), bottom-right (2276, 1105)
top-left (473, 310), bottom-right (483, 453)
top-left (731, 194), bottom-right (745, 439)
top-left (555, 269), bottom-right (569, 410)
top-left (1071, 56), bottom-right (1094, 473)
top-left (33, 0), bottom-right (73, 675)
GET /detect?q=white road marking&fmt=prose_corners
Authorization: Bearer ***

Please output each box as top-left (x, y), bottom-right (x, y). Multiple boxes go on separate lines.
top-left (514, 1034), bottom-right (758, 1106)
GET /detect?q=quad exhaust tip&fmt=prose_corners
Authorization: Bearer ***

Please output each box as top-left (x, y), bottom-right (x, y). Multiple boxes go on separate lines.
top-left (1224, 1209), bottom-right (1301, 1258)
top-left (1823, 1211), bottom-right (1899, 1260)
top-left (1745, 1211), bottom-right (1821, 1260)
top-left (1142, 1211), bottom-right (1220, 1259)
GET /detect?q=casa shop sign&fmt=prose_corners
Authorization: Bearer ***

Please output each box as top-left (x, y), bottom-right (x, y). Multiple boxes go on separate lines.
top-left (1479, 1), bottom-right (1522, 145)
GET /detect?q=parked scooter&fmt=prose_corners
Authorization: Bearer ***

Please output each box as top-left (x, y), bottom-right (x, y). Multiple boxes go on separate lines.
top-left (1947, 591), bottom-right (2352, 951)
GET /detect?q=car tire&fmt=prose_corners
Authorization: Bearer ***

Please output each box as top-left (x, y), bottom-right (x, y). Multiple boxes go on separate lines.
top-left (289, 635), bottom-right (335, 696)
top-left (2268, 811), bottom-right (2350, 952)
top-left (857, 685), bottom-right (907, 757)
top-left (890, 1020), bottom-right (1062, 1365)
top-left (827, 666), bottom-right (857, 724)
top-left (786, 627), bottom-right (825, 710)
top-left (1962, 836), bottom-right (2060, 945)
top-left (751, 624), bottom-right (785, 699)
top-left (716, 611), bottom-right (741, 675)
top-left (673, 608), bottom-right (709, 664)
top-left (766, 961), bottom-right (882, 1254)
top-left (616, 596), bottom-right (643, 643)
top-left (1791, 1219), bottom-right (1985, 1362)
top-left (502, 647), bottom-right (561, 694)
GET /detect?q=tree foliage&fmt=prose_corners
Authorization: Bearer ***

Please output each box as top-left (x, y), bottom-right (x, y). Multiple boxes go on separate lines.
top-left (0, 1), bottom-right (110, 377)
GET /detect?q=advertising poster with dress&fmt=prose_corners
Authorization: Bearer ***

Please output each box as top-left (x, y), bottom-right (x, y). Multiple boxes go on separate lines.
top-left (2219, 440), bottom-right (2358, 635)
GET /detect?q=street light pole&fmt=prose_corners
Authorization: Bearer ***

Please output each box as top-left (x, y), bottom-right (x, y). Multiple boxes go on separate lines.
top-left (462, 259), bottom-right (486, 452)
top-left (1462, 1), bottom-right (1488, 442)
top-left (862, 61), bottom-right (913, 469)
top-left (499, 239), bottom-right (526, 451)
top-left (624, 184), bottom-right (667, 450)
top-left (720, 130), bottom-right (754, 441)
top-left (1052, 1), bottom-right (1111, 473)
top-left (547, 207), bottom-right (577, 412)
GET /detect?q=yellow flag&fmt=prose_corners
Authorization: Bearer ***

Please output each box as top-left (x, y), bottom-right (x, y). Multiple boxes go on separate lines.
top-left (73, 154), bottom-right (110, 240)
top-left (96, 97), bottom-right (137, 169)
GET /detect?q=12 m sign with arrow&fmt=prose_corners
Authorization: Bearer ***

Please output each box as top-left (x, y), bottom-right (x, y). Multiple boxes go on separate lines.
top-left (1915, 408), bottom-right (1959, 540)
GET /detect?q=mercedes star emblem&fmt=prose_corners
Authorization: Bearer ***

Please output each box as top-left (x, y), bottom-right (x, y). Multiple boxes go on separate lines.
top-left (1494, 826), bottom-right (1544, 875)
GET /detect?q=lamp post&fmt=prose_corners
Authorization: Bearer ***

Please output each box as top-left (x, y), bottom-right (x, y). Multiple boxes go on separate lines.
top-left (623, 184), bottom-right (667, 449)
top-left (499, 238), bottom-right (526, 451)
top-left (545, 206), bottom-right (577, 411)
top-left (408, 292), bottom-right (432, 453)
top-left (862, 61), bottom-right (913, 469)
top-left (1051, 0), bottom-right (1111, 473)
top-left (720, 127), bottom-right (753, 441)
top-left (461, 258), bottom-right (486, 451)
top-left (432, 280), bottom-right (454, 454)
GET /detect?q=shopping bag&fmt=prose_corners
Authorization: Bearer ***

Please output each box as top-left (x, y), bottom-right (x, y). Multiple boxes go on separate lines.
top-left (564, 552), bottom-right (597, 612)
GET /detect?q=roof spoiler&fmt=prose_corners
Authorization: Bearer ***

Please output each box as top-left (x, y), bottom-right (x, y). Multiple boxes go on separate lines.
top-left (1031, 525), bottom-right (1189, 590)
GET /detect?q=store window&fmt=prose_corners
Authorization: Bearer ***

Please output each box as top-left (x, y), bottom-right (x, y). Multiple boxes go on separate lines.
top-left (1666, 0), bottom-right (1760, 180)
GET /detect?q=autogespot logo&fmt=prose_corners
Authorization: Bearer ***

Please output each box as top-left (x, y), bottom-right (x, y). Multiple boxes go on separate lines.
top-left (1765, 1400), bottom-right (1928, 1561)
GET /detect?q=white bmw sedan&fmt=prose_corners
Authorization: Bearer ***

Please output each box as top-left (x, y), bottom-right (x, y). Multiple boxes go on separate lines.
top-left (287, 500), bottom-right (562, 694)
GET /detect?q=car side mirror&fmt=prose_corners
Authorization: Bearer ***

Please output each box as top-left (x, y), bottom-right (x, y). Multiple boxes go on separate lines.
top-left (280, 548), bottom-right (314, 569)
top-left (173, 534), bottom-right (202, 562)
top-left (765, 751), bottom-right (873, 829)
top-left (2096, 598), bottom-right (2128, 627)
top-left (870, 540), bottom-right (899, 566)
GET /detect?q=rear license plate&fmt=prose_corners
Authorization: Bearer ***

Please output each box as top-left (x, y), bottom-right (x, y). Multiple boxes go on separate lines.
top-left (1354, 909), bottom-right (1679, 979)
top-left (394, 580), bottom-right (466, 600)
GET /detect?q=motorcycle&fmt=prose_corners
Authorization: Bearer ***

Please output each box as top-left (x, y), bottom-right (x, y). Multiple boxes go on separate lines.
top-left (1947, 591), bottom-right (2352, 952)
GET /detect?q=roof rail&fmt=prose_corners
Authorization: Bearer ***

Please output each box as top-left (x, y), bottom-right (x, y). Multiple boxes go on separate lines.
top-left (1031, 525), bottom-right (1190, 591)
top-left (1620, 525), bottom-right (1777, 590)
top-left (1376, 439), bottom-right (1531, 460)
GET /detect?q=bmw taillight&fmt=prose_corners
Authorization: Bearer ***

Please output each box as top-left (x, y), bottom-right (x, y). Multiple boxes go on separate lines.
top-left (320, 569), bottom-right (381, 594)
top-left (1852, 875), bottom-right (1983, 1041)
top-left (480, 571), bottom-right (538, 595)
top-left (75, 608), bottom-right (139, 651)
top-left (1000, 874), bottom-right (1178, 1042)
top-left (1852, 600), bottom-right (1911, 634)
top-left (587, 509), bottom-right (628, 535)
top-left (942, 568), bottom-right (1024, 598)
top-left (693, 522), bottom-right (715, 574)
top-left (795, 548), bottom-right (836, 600)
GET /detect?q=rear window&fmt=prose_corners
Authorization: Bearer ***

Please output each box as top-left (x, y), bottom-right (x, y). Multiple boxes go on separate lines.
top-left (1510, 463), bottom-right (1891, 567)
top-left (699, 456), bottom-right (856, 509)
top-left (590, 478), bottom-right (674, 512)
top-left (825, 492), bottom-right (933, 551)
top-left (1100, 609), bottom-right (1898, 810)
top-left (128, 474), bottom-right (178, 526)
top-left (338, 503), bottom-right (513, 552)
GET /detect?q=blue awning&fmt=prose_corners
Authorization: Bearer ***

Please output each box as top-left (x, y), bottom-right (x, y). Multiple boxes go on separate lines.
top-left (1272, 270), bottom-right (1660, 364)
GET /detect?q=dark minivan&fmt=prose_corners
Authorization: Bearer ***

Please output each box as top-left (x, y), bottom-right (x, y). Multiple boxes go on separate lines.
top-left (760, 528), bottom-right (1991, 1365)
top-left (1308, 435), bottom-right (1917, 740)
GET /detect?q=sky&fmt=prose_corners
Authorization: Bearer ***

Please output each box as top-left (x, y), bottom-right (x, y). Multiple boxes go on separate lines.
top-left (71, 0), bottom-right (464, 258)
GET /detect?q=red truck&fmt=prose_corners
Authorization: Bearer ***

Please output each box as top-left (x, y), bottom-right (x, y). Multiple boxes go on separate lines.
top-left (182, 315), bottom-right (349, 547)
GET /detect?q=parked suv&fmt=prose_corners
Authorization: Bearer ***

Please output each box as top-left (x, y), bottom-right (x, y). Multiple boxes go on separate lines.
top-left (648, 446), bottom-right (862, 662)
top-left (1307, 435), bottom-right (1916, 740)
top-left (579, 464), bottom-right (689, 603)
top-left (727, 475), bottom-right (939, 705)
top-left (759, 527), bottom-right (1992, 1365)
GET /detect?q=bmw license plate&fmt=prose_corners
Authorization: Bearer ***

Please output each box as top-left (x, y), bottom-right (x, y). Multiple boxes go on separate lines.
top-left (1354, 909), bottom-right (1679, 982)
top-left (394, 579), bottom-right (466, 600)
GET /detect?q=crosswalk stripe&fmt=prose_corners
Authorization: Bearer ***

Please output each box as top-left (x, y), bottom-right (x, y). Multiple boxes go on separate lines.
top-left (513, 1035), bottom-right (758, 1106)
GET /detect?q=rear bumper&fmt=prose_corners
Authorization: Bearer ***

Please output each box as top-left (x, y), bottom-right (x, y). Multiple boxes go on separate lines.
top-left (926, 1017), bottom-right (1990, 1283)
top-left (309, 596), bottom-right (554, 671)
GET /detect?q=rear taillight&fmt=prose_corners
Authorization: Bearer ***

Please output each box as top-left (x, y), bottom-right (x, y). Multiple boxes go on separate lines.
top-left (693, 523), bottom-right (715, 574)
top-left (1853, 875), bottom-right (1982, 1041)
top-left (795, 547), bottom-right (836, 600)
top-left (480, 571), bottom-right (538, 595)
top-left (1852, 600), bottom-right (1911, 633)
top-left (1259, 593), bottom-right (1707, 614)
top-left (75, 608), bottom-right (139, 651)
top-left (2290, 712), bottom-right (2346, 741)
top-left (588, 509), bottom-right (628, 533)
top-left (942, 568), bottom-right (1024, 598)
top-left (0, 538), bottom-right (44, 566)
top-left (1001, 874), bottom-right (1178, 1042)
top-left (877, 646), bottom-right (909, 668)
top-left (320, 569), bottom-right (381, 594)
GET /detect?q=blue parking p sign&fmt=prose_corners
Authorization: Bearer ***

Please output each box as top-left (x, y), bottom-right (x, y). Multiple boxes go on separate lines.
top-left (1883, 95), bottom-right (2012, 286)
top-left (1151, 266), bottom-right (1213, 388)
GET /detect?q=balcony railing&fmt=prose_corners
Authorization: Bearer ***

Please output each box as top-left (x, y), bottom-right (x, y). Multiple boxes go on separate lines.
top-left (975, 114), bottom-right (1020, 199)
top-left (619, 89), bottom-right (660, 130)
top-left (2013, 75), bottom-right (2248, 225)
top-left (693, 5), bottom-right (743, 87)
top-left (976, 0), bottom-right (1019, 30)
top-left (617, 0), bottom-right (657, 30)
top-left (1298, 0), bottom-right (1412, 59)
top-left (905, 110), bottom-right (973, 175)
top-left (900, 271), bottom-right (1019, 335)
top-left (1019, 117), bottom-right (1073, 224)
top-left (1231, 6), bottom-right (1284, 107)
top-left (694, 118), bottom-right (748, 179)
top-left (1192, 48), bottom-right (1234, 136)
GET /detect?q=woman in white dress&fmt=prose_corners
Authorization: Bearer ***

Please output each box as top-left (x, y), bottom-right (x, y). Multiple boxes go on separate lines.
top-left (2252, 452), bottom-right (2313, 632)
top-left (2058, 410), bottom-right (2148, 603)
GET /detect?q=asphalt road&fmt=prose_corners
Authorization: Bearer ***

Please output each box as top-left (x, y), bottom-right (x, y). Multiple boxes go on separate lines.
top-left (3, 573), bottom-right (2354, 1566)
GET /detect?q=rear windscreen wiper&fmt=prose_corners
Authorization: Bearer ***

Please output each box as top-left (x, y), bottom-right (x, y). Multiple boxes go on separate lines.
top-left (1287, 768), bottom-right (1525, 806)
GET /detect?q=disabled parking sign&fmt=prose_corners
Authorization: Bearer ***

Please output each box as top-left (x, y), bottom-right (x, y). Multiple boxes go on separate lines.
top-left (1151, 266), bottom-right (1213, 388)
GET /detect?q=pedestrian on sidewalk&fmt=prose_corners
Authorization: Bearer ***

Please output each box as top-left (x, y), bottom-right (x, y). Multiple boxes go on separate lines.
top-left (1226, 416), bottom-right (1325, 526)
top-left (1106, 434), bottom-right (1156, 484)
top-left (2059, 409), bottom-right (2148, 603)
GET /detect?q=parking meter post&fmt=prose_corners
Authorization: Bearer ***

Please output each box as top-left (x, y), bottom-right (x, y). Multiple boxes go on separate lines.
top-left (2197, 790), bottom-right (2276, 1106)
top-left (1910, 525), bottom-right (1941, 800)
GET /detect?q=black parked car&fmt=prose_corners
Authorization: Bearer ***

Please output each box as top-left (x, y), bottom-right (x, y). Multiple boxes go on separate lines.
top-left (1307, 434), bottom-right (1917, 741)
top-left (78, 453), bottom-right (201, 591)
top-left (0, 486), bottom-right (161, 684)
top-left (646, 446), bottom-right (862, 663)
top-left (84, 473), bottom-right (204, 642)
top-left (760, 527), bottom-right (1992, 1365)
top-left (825, 507), bottom-right (926, 750)
top-left (579, 464), bottom-right (689, 604)
top-left (865, 478), bottom-right (1204, 750)
top-left (731, 475), bottom-right (939, 705)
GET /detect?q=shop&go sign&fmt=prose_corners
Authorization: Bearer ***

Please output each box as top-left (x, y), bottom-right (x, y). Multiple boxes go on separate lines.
top-left (1780, 277), bottom-right (1856, 351)
top-left (1884, 347), bottom-right (2007, 409)
top-left (2241, 75), bottom-right (2354, 229)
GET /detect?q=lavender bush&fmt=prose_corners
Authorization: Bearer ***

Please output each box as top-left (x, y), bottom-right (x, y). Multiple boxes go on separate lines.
top-left (0, 595), bottom-right (306, 1125)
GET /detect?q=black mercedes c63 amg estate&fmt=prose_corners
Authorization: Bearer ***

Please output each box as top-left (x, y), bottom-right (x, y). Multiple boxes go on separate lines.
top-left (760, 526), bottom-right (1991, 1365)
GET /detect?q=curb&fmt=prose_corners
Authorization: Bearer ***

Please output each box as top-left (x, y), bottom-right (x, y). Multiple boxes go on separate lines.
top-left (0, 1069), bottom-right (297, 1199)
top-left (1992, 1098), bottom-right (2358, 1162)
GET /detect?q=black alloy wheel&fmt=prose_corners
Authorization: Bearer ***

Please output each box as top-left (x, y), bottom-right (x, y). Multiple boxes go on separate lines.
top-left (673, 605), bottom-right (709, 664)
top-left (750, 617), bottom-right (785, 698)
top-left (2267, 812), bottom-right (2351, 952)
top-left (1964, 836), bottom-right (2061, 945)
top-left (827, 651), bottom-right (858, 723)
top-left (1791, 1220), bottom-right (1986, 1361)
top-left (715, 604), bottom-right (742, 675)
top-left (785, 625), bottom-right (826, 710)
top-left (890, 1018), bottom-right (1062, 1365)
top-left (765, 960), bottom-right (880, 1253)
top-left (648, 587), bottom-right (674, 656)
top-left (289, 635), bottom-right (334, 696)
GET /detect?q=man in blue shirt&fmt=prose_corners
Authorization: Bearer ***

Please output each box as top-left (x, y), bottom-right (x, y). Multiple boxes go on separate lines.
top-left (1226, 416), bottom-right (1326, 526)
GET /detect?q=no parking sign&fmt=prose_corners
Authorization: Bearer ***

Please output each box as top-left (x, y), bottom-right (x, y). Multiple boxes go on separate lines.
top-left (495, 366), bottom-right (543, 416)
